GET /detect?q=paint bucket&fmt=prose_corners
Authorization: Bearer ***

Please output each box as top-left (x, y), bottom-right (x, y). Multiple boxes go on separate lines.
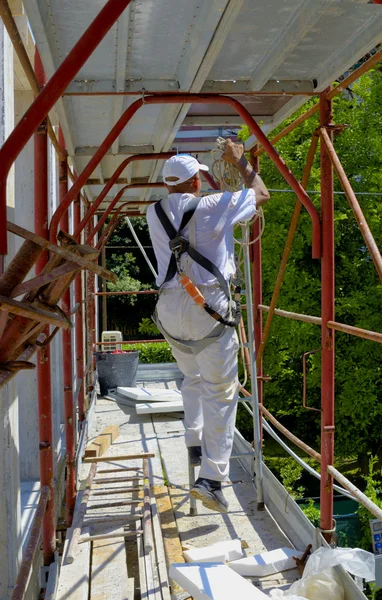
top-left (95, 350), bottom-right (140, 395)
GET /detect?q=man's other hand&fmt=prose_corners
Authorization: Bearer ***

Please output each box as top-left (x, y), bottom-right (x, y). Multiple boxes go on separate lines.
top-left (221, 139), bottom-right (244, 165)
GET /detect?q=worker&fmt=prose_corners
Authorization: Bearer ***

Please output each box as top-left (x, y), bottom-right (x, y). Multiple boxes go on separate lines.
top-left (146, 140), bottom-right (270, 513)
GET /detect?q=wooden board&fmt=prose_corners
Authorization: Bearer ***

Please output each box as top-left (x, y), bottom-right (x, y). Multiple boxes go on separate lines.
top-left (153, 485), bottom-right (185, 598)
top-left (57, 527), bottom-right (90, 600)
top-left (84, 425), bottom-right (120, 459)
top-left (90, 525), bottom-right (130, 600)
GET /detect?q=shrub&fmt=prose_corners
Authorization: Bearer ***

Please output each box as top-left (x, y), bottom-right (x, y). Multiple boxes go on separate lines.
top-left (122, 342), bottom-right (175, 364)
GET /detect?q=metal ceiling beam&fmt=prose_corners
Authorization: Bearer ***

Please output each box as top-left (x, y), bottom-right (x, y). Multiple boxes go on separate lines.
top-left (249, 0), bottom-right (325, 91)
top-left (65, 78), bottom-right (179, 95)
top-left (143, 0), bottom-right (246, 203)
top-left (86, 176), bottom-right (150, 186)
top-left (64, 78), bottom-right (315, 96)
top-left (96, 161), bottom-right (104, 185)
top-left (183, 115), bottom-right (272, 127)
top-left (111, 4), bottom-right (134, 154)
top-left (74, 144), bottom-right (154, 156)
top-left (201, 79), bottom-right (316, 95)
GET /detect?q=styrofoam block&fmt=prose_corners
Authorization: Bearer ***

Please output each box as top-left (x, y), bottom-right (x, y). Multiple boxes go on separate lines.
top-left (229, 547), bottom-right (302, 577)
top-left (169, 562), bottom-right (268, 600)
top-left (117, 386), bottom-right (182, 402)
top-left (183, 539), bottom-right (244, 564)
top-left (136, 400), bottom-right (184, 415)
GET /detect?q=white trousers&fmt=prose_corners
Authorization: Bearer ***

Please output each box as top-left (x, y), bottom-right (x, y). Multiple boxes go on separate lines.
top-left (157, 287), bottom-right (239, 481)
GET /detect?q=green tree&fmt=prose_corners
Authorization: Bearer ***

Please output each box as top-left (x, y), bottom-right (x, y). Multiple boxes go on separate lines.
top-left (239, 67), bottom-right (382, 473)
top-left (103, 217), bottom-right (158, 337)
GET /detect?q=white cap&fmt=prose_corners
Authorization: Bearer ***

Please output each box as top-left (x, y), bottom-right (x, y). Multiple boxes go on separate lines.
top-left (163, 154), bottom-right (209, 186)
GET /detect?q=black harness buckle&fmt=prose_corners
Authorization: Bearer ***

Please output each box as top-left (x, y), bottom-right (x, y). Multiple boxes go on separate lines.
top-left (169, 236), bottom-right (189, 256)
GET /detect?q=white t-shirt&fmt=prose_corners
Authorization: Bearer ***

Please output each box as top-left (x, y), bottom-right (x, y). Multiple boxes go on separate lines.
top-left (146, 189), bottom-right (257, 289)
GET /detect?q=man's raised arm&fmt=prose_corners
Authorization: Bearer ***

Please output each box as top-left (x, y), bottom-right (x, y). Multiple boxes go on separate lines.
top-left (222, 139), bottom-right (270, 206)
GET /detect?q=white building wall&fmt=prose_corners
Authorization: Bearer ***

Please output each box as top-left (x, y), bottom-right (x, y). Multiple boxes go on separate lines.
top-left (14, 89), bottom-right (40, 481)
top-left (0, 22), bottom-right (21, 600)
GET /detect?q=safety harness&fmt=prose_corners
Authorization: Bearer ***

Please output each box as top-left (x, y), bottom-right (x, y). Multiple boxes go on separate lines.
top-left (154, 197), bottom-right (241, 328)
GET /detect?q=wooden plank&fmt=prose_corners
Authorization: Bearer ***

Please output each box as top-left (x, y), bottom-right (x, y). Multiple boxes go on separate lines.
top-left (84, 424), bottom-right (120, 459)
top-left (90, 525), bottom-right (130, 600)
top-left (83, 452), bottom-right (155, 463)
top-left (91, 486), bottom-right (144, 496)
top-left (0, 294), bottom-right (72, 328)
top-left (94, 475), bottom-right (142, 484)
top-left (153, 485), bottom-right (185, 598)
top-left (79, 530), bottom-right (142, 543)
top-left (7, 221), bottom-right (117, 282)
top-left (150, 493), bottom-right (171, 600)
top-left (65, 463), bottom-right (98, 564)
top-left (57, 527), bottom-right (90, 600)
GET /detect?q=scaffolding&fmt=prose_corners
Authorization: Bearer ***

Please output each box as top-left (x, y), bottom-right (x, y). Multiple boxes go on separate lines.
top-left (0, 1), bottom-right (381, 598)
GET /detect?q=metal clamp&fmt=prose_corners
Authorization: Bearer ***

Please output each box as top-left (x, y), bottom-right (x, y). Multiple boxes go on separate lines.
top-left (169, 236), bottom-right (189, 255)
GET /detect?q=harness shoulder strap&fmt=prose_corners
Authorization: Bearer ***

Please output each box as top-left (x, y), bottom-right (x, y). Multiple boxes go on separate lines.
top-left (154, 197), bottom-right (230, 298)
top-left (154, 201), bottom-right (176, 238)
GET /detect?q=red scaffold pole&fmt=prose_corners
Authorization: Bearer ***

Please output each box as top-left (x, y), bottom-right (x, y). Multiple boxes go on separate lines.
top-left (0, 0), bottom-right (134, 254)
top-left (34, 49), bottom-right (55, 564)
top-left (320, 88), bottom-right (335, 541)
top-left (73, 198), bottom-right (86, 422)
top-left (58, 127), bottom-right (76, 525)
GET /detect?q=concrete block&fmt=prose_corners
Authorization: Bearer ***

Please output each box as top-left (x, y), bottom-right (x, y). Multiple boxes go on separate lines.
top-left (183, 539), bottom-right (244, 564)
top-left (169, 562), bottom-right (269, 599)
top-left (229, 547), bottom-right (302, 577)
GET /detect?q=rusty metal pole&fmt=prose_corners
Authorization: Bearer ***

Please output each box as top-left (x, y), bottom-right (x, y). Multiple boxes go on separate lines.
top-left (320, 88), bottom-right (335, 541)
top-left (101, 242), bottom-right (107, 332)
top-left (250, 148), bottom-right (263, 438)
top-left (58, 127), bottom-right (76, 525)
top-left (73, 197), bottom-right (86, 422)
top-left (34, 48), bottom-right (55, 564)
top-left (85, 220), bottom-right (96, 394)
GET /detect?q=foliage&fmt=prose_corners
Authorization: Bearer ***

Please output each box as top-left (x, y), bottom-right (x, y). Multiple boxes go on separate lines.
top-left (279, 460), bottom-right (305, 498)
top-left (357, 456), bottom-right (382, 551)
top-left (105, 218), bottom-right (158, 336)
top-left (238, 68), bottom-right (382, 468)
top-left (300, 498), bottom-right (320, 528)
top-left (122, 342), bottom-right (175, 364)
top-left (138, 317), bottom-right (161, 337)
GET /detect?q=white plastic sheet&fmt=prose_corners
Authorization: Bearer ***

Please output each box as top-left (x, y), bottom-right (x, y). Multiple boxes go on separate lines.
top-left (269, 547), bottom-right (375, 600)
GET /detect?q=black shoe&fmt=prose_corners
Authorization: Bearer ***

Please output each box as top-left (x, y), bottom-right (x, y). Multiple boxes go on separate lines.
top-left (190, 477), bottom-right (229, 513)
top-left (188, 446), bottom-right (202, 467)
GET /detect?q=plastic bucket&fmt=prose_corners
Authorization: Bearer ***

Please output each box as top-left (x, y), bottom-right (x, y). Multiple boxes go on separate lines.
top-left (95, 351), bottom-right (140, 395)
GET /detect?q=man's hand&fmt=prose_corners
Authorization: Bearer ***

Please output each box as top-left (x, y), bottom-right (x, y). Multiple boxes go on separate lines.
top-left (221, 138), bottom-right (270, 206)
top-left (221, 138), bottom-right (245, 165)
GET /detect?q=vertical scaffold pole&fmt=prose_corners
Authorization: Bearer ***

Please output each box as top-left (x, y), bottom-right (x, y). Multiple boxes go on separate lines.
top-left (34, 48), bottom-right (55, 564)
top-left (58, 127), bottom-right (76, 525)
top-left (242, 225), bottom-right (264, 510)
top-left (250, 148), bottom-right (263, 441)
top-left (320, 88), bottom-right (335, 540)
top-left (86, 220), bottom-right (96, 393)
top-left (73, 198), bottom-right (86, 421)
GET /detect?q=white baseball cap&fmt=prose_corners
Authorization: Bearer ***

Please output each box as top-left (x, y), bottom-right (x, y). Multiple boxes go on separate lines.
top-left (162, 154), bottom-right (209, 186)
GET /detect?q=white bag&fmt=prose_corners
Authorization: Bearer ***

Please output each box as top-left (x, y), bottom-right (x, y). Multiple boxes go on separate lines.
top-left (269, 546), bottom-right (375, 600)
